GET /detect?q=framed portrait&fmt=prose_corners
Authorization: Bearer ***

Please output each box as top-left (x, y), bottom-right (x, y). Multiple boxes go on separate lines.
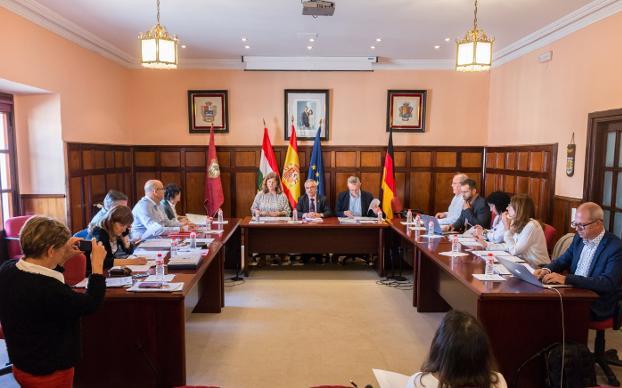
top-left (188, 90), bottom-right (229, 133)
top-left (386, 90), bottom-right (427, 132)
top-left (284, 89), bottom-right (329, 140)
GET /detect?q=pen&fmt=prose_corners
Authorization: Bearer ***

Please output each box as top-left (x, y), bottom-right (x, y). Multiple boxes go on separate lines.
top-left (350, 380), bottom-right (358, 388)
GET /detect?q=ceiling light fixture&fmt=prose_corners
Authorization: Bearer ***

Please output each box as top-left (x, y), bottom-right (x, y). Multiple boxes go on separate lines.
top-left (244, 45), bottom-right (251, 49)
top-left (139, 0), bottom-right (178, 69)
top-left (434, 45), bottom-right (440, 49)
top-left (242, 37), bottom-right (247, 42)
top-left (456, 0), bottom-right (494, 72)
top-left (307, 46), bottom-right (313, 50)
top-left (181, 44), bottom-right (187, 49)
top-left (370, 46), bottom-right (376, 50)
top-left (444, 37), bottom-right (451, 42)
top-left (309, 38), bottom-right (315, 42)
top-left (376, 38), bottom-right (382, 42)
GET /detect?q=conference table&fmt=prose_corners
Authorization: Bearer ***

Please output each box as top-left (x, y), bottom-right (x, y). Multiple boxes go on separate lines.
top-left (389, 220), bottom-right (598, 385)
top-left (74, 219), bottom-right (240, 388)
top-left (239, 216), bottom-right (389, 276)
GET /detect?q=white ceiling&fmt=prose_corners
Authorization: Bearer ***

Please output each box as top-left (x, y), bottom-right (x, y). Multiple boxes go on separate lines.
top-left (5, 0), bottom-right (619, 66)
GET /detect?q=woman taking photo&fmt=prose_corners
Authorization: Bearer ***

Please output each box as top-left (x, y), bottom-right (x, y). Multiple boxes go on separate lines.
top-left (0, 216), bottom-right (107, 387)
top-left (250, 172), bottom-right (291, 217)
top-left (477, 194), bottom-right (550, 268)
top-left (409, 310), bottom-right (507, 388)
top-left (88, 205), bottom-right (147, 274)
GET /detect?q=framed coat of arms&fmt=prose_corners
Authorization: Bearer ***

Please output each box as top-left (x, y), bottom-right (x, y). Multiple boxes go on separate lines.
top-left (188, 90), bottom-right (229, 133)
top-left (386, 90), bottom-right (427, 132)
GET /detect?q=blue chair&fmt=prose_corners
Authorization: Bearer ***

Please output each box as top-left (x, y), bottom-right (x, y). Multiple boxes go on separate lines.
top-left (74, 228), bottom-right (89, 239)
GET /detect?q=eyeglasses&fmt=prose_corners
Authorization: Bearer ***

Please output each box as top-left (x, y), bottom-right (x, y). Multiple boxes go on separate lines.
top-left (571, 219), bottom-right (601, 230)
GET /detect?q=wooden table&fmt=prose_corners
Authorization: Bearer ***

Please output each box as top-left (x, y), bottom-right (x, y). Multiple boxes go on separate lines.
top-left (74, 219), bottom-right (240, 388)
top-left (389, 220), bottom-right (598, 385)
top-left (240, 216), bottom-right (388, 276)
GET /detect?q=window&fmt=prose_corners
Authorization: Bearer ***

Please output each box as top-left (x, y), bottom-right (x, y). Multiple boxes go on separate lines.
top-left (0, 93), bottom-right (19, 226)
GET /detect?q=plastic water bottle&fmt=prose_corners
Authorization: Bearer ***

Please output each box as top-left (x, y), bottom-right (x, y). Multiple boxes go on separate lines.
top-left (155, 253), bottom-right (165, 281)
top-left (415, 214), bottom-right (421, 227)
top-left (406, 209), bottom-right (413, 224)
top-left (255, 210), bottom-right (261, 223)
top-left (452, 235), bottom-right (460, 253)
top-left (377, 211), bottom-right (383, 224)
top-left (428, 220), bottom-right (435, 236)
top-left (170, 239), bottom-right (178, 258)
top-left (217, 209), bottom-right (224, 224)
top-left (189, 232), bottom-right (197, 249)
top-left (485, 253), bottom-right (495, 276)
top-left (292, 209), bottom-right (298, 222)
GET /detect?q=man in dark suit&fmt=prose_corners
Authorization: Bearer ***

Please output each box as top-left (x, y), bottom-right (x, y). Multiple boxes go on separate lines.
top-left (335, 176), bottom-right (382, 218)
top-left (296, 179), bottom-right (331, 218)
top-left (535, 202), bottom-right (622, 320)
top-left (451, 179), bottom-right (490, 231)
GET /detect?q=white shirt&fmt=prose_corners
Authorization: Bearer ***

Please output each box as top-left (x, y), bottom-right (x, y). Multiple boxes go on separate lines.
top-left (575, 230), bottom-right (606, 277)
top-left (16, 258), bottom-right (65, 284)
top-left (438, 194), bottom-right (464, 225)
top-left (488, 219), bottom-right (550, 268)
top-left (486, 214), bottom-right (506, 243)
top-left (407, 372), bottom-right (507, 388)
top-left (131, 196), bottom-right (181, 240)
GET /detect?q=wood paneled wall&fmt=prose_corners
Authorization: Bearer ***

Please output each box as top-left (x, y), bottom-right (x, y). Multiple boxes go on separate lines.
top-left (20, 194), bottom-right (67, 223)
top-left (484, 144), bottom-right (558, 223)
top-left (552, 195), bottom-right (582, 239)
top-left (66, 142), bottom-right (557, 232)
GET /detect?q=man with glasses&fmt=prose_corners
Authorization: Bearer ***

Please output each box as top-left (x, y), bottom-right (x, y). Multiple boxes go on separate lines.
top-left (436, 173), bottom-right (468, 229)
top-left (450, 179), bottom-right (490, 232)
top-left (131, 179), bottom-right (190, 240)
top-left (535, 202), bottom-right (622, 320)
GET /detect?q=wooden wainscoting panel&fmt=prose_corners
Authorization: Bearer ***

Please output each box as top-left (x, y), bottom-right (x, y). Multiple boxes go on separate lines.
top-left (335, 151), bottom-right (357, 167)
top-left (235, 172), bottom-right (257, 218)
top-left (186, 151), bottom-right (206, 167)
top-left (69, 150), bottom-right (81, 171)
top-left (322, 151), bottom-right (332, 168)
top-left (105, 174), bottom-right (119, 191)
top-left (185, 172), bottom-right (206, 214)
top-left (517, 152), bottom-right (529, 171)
top-left (395, 172), bottom-right (407, 210)
top-left (462, 152), bottom-right (482, 168)
top-left (69, 178), bottom-right (84, 230)
top-left (220, 172), bottom-right (232, 216)
top-left (217, 151), bottom-right (231, 168)
top-left (90, 175), bottom-right (106, 199)
top-left (105, 151), bottom-right (115, 169)
top-left (94, 151), bottom-right (105, 169)
top-left (335, 172), bottom-right (354, 196)
top-left (506, 152), bottom-right (516, 170)
top-left (161, 172), bottom-right (182, 188)
top-left (124, 152), bottom-right (132, 168)
top-left (552, 196), bottom-right (582, 240)
top-left (411, 151), bottom-right (431, 167)
top-left (434, 172), bottom-right (455, 214)
top-left (410, 172), bottom-right (431, 213)
top-left (235, 151), bottom-right (257, 167)
top-left (360, 151), bottom-right (382, 168)
top-left (516, 176), bottom-right (529, 194)
top-left (135, 172), bottom-right (153, 197)
top-left (114, 151), bottom-right (124, 168)
top-left (529, 151), bottom-right (544, 172)
top-left (160, 152), bottom-right (181, 167)
top-left (20, 195), bottom-right (66, 223)
top-left (394, 151), bottom-right (406, 168)
top-left (83, 150), bottom-right (94, 170)
top-left (485, 173), bottom-right (496, 195)
top-left (504, 175), bottom-right (516, 194)
top-left (435, 152), bottom-right (457, 168)
top-left (135, 151), bottom-right (156, 167)
top-left (360, 172), bottom-right (381, 198)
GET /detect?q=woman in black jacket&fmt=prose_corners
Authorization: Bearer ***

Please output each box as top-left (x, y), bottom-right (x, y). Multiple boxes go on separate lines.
top-left (0, 216), bottom-right (107, 387)
top-left (87, 205), bottom-right (147, 274)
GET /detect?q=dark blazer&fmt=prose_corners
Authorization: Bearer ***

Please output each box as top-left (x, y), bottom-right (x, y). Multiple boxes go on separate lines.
top-left (296, 194), bottom-right (332, 217)
top-left (86, 226), bottom-right (135, 274)
top-left (160, 200), bottom-right (176, 220)
top-left (335, 190), bottom-right (378, 218)
top-left (546, 232), bottom-right (622, 320)
top-left (452, 194), bottom-right (491, 231)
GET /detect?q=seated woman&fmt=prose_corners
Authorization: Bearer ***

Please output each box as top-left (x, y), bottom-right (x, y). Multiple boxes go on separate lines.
top-left (87, 205), bottom-right (147, 274)
top-left (469, 191), bottom-right (510, 243)
top-left (161, 183), bottom-right (185, 221)
top-left (0, 216), bottom-right (107, 388)
top-left (409, 310), bottom-right (507, 388)
top-left (251, 172), bottom-right (291, 217)
top-left (477, 194), bottom-right (550, 268)
top-left (88, 189), bottom-right (128, 229)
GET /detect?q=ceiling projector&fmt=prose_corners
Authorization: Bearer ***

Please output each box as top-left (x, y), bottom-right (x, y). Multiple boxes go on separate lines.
top-left (302, 0), bottom-right (335, 16)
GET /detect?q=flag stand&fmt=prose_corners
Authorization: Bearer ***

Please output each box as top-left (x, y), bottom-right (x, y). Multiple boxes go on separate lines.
top-left (387, 244), bottom-right (407, 282)
top-left (229, 244), bottom-right (245, 281)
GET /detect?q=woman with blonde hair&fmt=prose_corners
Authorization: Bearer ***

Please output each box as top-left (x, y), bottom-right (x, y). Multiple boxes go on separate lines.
top-left (87, 205), bottom-right (147, 274)
top-left (250, 172), bottom-right (291, 217)
top-left (479, 194), bottom-right (550, 268)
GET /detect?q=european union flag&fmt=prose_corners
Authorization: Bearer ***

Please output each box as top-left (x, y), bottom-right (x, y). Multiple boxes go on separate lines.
top-left (307, 126), bottom-right (325, 196)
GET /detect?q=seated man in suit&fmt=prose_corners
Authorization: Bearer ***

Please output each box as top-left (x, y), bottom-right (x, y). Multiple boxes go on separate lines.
top-left (296, 179), bottom-right (331, 219)
top-left (131, 180), bottom-right (190, 240)
top-left (534, 202), bottom-right (622, 321)
top-left (436, 173), bottom-right (468, 230)
top-left (335, 176), bottom-right (382, 218)
top-left (451, 179), bottom-right (490, 232)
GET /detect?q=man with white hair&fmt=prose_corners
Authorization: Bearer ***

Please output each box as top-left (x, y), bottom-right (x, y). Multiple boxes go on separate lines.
top-left (131, 180), bottom-right (188, 240)
top-left (436, 173), bottom-right (468, 230)
top-left (335, 176), bottom-right (382, 218)
top-left (535, 202), bottom-right (622, 321)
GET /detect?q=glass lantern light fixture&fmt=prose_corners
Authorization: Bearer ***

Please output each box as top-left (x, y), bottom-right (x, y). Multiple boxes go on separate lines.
top-left (139, 0), bottom-right (178, 69)
top-left (456, 0), bottom-right (494, 72)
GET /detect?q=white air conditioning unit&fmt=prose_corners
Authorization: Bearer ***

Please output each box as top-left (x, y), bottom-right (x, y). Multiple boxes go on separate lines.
top-left (302, 0), bottom-right (335, 16)
top-left (242, 56), bottom-right (377, 71)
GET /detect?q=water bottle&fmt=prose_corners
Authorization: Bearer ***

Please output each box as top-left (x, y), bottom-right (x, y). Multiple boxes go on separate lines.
top-left (428, 220), bottom-right (435, 235)
top-left (415, 214), bottom-right (421, 227)
top-left (485, 253), bottom-right (495, 276)
top-left (170, 239), bottom-right (178, 258)
top-left (292, 209), bottom-right (298, 222)
top-left (217, 209), bottom-right (224, 224)
top-left (255, 210), bottom-right (261, 223)
top-left (406, 209), bottom-right (413, 224)
top-left (189, 232), bottom-right (197, 249)
top-left (452, 235), bottom-right (460, 253)
top-left (377, 211), bottom-right (383, 224)
top-left (155, 253), bottom-right (165, 281)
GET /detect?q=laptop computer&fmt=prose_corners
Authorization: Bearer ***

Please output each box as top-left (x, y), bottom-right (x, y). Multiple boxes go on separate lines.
top-left (419, 214), bottom-right (443, 234)
top-left (496, 256), bottom-right (570, 288)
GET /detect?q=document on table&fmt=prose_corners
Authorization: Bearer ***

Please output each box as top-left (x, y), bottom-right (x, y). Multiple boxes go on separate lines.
top-left (197, 228), bottom-right (225, 234)
top-left (111, 263), bottom-right (152, 272)
top-left (259, 216), bottom-right (291, 222)
top-left (185, 213), bottom-right (207, 226)
top-left (338, 217), bottom-right (358, 224)
top-left (473, 274), bottom-right (506, 281)
top-left (471, 250), bottom-right (511, 257)
top-left (139, 239), bottom-right (173, 249)
top-left (458, 240), bottom-right (484, 248)
top-left (183, 238), bottom-right (214, 244)
top-left (372, 369), bottom-right (410, 388)
top-left (145, 274), bottom-right (175, 282)
top-left (131, 250), bottom-right (167, 260)
top-left (168, 249), bottom-right (207, 267)
top-left (73, 276), bottom-right (133, 288)
top-left (303, 217), bottom-right (323, 223)
top-left (127, 282), bottom-right (184, 292)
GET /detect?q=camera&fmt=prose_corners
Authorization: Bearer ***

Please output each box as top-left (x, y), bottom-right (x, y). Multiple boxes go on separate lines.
top-left (78, 239), bottom-right (92, 253)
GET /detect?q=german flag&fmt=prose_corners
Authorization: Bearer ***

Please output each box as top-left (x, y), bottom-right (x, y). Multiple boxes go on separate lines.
top-left (381, 128), bottom-right (400, 219)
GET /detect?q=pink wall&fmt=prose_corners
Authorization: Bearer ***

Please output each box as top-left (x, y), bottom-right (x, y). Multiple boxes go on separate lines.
top-left (488, 12), bottom-right (622, 199)
top-left (126, 69), bottom-right (489, 146)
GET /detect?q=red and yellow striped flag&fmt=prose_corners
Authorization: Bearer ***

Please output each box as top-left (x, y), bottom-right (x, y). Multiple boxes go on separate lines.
top-left (282, 121), bottom-right (301, 208)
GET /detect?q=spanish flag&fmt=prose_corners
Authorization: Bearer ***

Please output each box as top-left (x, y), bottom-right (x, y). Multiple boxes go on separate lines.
top-left (381, 128), bottom-right (399, 219)
top-left (282, 120), bottom-right (301, 208)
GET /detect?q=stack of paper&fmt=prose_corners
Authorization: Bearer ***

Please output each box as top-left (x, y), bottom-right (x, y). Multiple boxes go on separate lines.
top-left (127, 282), bottom-right (184, 292)
top-left (471, 250), bottom-right (511, 257)
top-left (304, 217), bottom-right (323, 223)
top-left (167, 249), bottom-right (207, 269)
top-left (259, 216), bottom-right (291, 222)
top-left (145, 274), bottom-right (175, 282)
top-left (73, 276), bottom-right (133, 288)
top-left (111, 263), bottom-right (152, 272)
top-left (338, 217), bottom-right (358, 224)
top-left (132, 250), bottom-right (167, 260)
top-left (185, 213), bottom-right (207, 226)
top-left (139, 239), bottom-right (173, 249)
